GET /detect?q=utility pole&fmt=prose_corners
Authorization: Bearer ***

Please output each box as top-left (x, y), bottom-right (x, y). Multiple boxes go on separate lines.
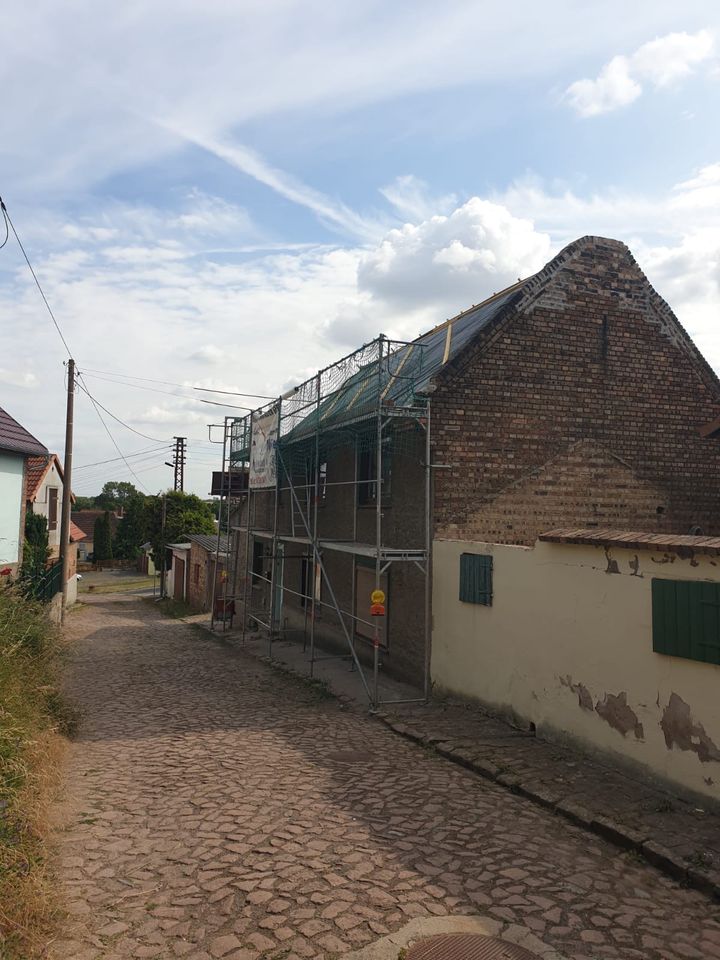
top-left (60, 359), bottom-right (75, 615)
top-left (168, 436), bottom-right (187, 492)
top-left (159, 494), bottom-right (167, 599)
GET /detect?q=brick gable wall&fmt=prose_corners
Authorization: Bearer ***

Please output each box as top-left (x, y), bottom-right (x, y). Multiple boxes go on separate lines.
top-left (431, 237), bottom-right (720, 545)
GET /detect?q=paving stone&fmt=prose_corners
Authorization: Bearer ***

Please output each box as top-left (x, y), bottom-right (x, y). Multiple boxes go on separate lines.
top-left (48, 594), bottom-right (718, 960)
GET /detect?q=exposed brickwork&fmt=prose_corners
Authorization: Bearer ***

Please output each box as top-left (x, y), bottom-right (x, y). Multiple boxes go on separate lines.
top-left (186, 541), bottom-right (227, 613)
top-left (455, 439), bottom-right (673, 545)
top-left (431, 237), bottom-right (720, 545)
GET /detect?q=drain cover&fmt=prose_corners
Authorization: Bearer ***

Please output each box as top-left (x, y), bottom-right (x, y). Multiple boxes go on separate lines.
top-left (406, 934), bottom-right (541, 960)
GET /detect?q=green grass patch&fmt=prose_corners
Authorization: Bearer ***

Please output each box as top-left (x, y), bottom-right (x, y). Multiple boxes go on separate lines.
top-left (151, 597), bottom-right (194, 619)
top-left (0, 583), bottom-right (70, 957)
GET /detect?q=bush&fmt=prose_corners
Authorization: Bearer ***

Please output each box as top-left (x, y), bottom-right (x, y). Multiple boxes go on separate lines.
top-left (0, 582), bottom-right (70, 957)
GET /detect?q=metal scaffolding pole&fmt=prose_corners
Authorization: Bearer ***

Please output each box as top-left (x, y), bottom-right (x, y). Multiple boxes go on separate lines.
top-left (309, 372), bottom-right (321, 678)
top-left (268, 400), bottom-right (282, 657)
top-left (372, 335), bottom-right (384, 708)
top-left (423, 403), bottom-right (432, 701)
top-left (241, 416), bottom-right (254, 644)
top-left (210, 416), bottom-right (229, 632)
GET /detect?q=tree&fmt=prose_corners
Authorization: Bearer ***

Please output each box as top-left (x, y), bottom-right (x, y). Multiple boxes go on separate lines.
top-left (93, 511), bottom-right (113, 562)
top-left (73, 495), bottom-right (96, 511)
top-left (146, 491), bottom-right (215, 565)
top-left (21, 513), bottom-right (50, 579)
top-left (114, 493), bottom-right (150, 560)
top-left (95, 481), bottom-right (139, 512)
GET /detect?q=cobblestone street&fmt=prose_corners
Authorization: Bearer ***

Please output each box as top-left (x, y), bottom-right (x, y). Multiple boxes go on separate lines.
top-left (51, 595), bottom-right (720, 960)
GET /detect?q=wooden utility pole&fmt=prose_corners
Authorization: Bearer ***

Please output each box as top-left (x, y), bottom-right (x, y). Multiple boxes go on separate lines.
top-left (60, 358), bottom-right (75, 613)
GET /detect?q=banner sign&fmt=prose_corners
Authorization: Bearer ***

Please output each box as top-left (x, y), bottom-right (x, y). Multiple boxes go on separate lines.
top-left (249, 410), bottom-right (279, 489)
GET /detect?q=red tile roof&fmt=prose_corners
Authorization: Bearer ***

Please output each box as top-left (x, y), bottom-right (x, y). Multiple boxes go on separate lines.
top-left (24, 453), bottom-right (73, 504)
top-left (0, 406), bottom-right (47, 457)
top-left (71, 510), bottom-right (121, 540)
top-left (539, 528), bottom-right (720, 557)
top-left (69, 520), bottom-right (86, 542)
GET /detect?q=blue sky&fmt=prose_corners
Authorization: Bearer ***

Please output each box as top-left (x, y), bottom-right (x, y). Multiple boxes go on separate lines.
top-left (1, 0), bottom-right (719, 496)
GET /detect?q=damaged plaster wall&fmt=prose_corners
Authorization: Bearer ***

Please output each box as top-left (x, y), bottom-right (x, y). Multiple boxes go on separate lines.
top-left (431, 538), bottom-right (720, 801)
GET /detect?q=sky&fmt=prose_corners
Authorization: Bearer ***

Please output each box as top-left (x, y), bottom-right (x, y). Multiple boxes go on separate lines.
top-left (1, 0), bottom-right (719, 498)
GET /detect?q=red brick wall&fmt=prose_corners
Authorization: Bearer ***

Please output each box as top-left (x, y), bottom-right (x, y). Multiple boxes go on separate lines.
top-left (431, 237), bottom-right (720, 545)
top-left (187, 542), bottom-right (212, 612)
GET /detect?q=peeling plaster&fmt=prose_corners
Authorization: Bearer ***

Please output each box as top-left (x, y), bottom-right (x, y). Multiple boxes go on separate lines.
top-left (560, 675), bottom-right (594, 711)
top-left (628, 555), bottom-right (642, 577)
top-left (661, 693), bottom-right (720, 763)
top-left (604, 547), bottom-right (620, 574)
top-left (595, 691), bottom-right (644, 740)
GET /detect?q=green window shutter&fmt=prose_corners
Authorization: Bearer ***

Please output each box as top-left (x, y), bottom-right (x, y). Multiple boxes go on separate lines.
top-left (652, 579), bottom-right (720, 666)
top-left (459, 554), bottom-right (493, 605)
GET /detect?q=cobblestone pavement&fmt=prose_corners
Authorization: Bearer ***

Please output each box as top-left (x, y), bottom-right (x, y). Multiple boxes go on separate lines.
top-left (50, 595), bottom-right (720, 960)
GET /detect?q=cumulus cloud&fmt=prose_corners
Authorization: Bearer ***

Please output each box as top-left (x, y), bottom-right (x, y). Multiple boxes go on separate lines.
top-left (358, 199), bottom-right (552, 309)
top-left (565, 30), bottom-right (714, 117)
top-left (189, 344), bottom-right (224, 364)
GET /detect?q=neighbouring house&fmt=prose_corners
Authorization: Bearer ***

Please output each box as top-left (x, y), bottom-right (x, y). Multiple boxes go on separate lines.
top-left (25, 453), bottom-right (74, 560)
top-left (164, 542), bottom-right (190, 602)
top-left (186, 533), bottom-right (229, 613)
top-left (0, 406), bottom-right (48, 576)
top-left (225, 236), bottom-right (720, 725)
top-left (71, 509), bottom-right (122, 561)
top-left (432, 530), bottom-right (720, 802)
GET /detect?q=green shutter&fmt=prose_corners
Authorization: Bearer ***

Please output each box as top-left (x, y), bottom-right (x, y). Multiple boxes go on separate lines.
top-left (459, 554), bottom-right (493, 605)
top-left (652, 579), bottom-right (720, 666)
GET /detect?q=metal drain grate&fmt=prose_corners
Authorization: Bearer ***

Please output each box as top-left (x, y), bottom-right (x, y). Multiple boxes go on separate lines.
top-left (406, 934), bottom-right (541, 960)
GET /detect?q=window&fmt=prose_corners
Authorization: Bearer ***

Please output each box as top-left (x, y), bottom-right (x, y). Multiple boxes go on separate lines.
top-left (193, 563), bottom-right (200, 585)
top-left (459, 553), bottom-right (493, 605)
top-left (652, 579), bottom-right (720, 666)
top-left (357, 442), bottom-right (391, 506)
top-left (48, 488), bottom-right (58, 531)
top-left (300, 555), bottom-right (322, 608)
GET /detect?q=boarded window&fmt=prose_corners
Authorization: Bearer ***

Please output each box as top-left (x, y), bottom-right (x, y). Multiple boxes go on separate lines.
top-left (652, 578), bottom-right (720, 666)
top-left (48, 488), bottom-right (58, 531)
top-left (459, 553), bottom-right (493, 605)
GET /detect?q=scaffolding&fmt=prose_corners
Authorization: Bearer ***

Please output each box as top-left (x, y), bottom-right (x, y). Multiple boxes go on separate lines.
top-left (211, 335), bottom-right (432, 709)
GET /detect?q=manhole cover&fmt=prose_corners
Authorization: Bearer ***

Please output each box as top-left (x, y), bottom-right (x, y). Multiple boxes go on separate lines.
top-left (326, 749), bottom-right (373, 763)
top-left (406, 934), bottom-right (541, 960)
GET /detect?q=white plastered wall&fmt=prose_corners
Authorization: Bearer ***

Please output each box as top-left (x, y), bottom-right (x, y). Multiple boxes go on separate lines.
top-left (432, 538), bottom-right (720, 801)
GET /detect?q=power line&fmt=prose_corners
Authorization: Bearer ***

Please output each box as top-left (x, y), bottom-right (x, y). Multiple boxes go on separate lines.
top-left (76, 377), bottom-right (169, 442)
top-left (74, 443), bottom-right (171, 471)
top-left (76, 385), bottom-right (152, 493)
top-left (80, 371), bottom-right (255, 410)
top-left (0, 195), bottom-right (74, 357)
top-left (81, 367), bottom-right (274, 399)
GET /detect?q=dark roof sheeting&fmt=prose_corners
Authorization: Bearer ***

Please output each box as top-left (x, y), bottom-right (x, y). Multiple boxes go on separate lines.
top-left (187, 533), bottom-right (229, 554)
top-left (0, 407), bottom-right (48, 457)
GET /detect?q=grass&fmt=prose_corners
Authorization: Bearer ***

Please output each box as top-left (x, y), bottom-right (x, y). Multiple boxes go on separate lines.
top-left (79, 576), bottom-right (154, 595)
top-left (151, 597), bottom-right (194, 619)
top-left (0, 582), bottom-right (74, 958)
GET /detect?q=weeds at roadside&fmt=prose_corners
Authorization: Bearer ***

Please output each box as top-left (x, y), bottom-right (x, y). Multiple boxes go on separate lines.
top-left (0, 582), bottom-right (72, 958)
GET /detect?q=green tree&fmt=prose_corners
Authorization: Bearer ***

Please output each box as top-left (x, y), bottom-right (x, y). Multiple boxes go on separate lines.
top-left (114, 493), bottom-right (150, 560)
top-left (95, 481), bottom-right (139, 512)
top-left (147, 491), bottom-right (215, 565)
top-left (21, 513), bottom-right (50, 579)
top-left (73, 495), bottom-right (96, 511)
top-left (93, 511), bottom-right (113, 562)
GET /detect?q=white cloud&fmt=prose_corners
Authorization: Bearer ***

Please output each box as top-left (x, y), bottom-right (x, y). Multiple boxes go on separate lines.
top-left (189, 345), bottom-right (224, 364)
top-left (358, 199), bottom-right (552, 309)
top-left (565, 29), bottom-right (714, 117)
top-left (0, 368), bottom-right (37, 389)
top-left (379, 175), bottom-right (458, 222)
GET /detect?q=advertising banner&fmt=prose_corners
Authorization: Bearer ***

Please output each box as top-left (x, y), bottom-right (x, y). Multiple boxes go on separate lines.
top-left (249, 409), bottom-right (279, 489)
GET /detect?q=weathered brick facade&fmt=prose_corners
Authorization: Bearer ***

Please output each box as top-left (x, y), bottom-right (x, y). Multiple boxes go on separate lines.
top-left (232, 236), bottom-right (720, 686)
top-left (430, 237), bottom-right (720, 544)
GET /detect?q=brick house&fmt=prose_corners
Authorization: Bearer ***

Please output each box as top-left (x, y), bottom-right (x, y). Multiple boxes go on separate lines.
top-left (186, 533), bottom-right (229, 613)
top-left (229, 236), bottom-right (720, 688)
